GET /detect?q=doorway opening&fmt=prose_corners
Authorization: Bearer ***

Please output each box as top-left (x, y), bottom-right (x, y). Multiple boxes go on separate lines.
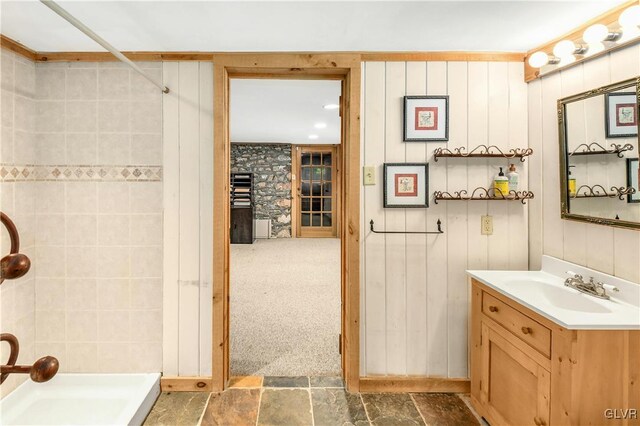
top-left (213, 54), bottom-right (361, 392)
top-left (229, 78), bottom-right (342, 377)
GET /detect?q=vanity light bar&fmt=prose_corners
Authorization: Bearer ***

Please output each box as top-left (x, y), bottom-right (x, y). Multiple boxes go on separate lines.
top-left (526, 2), bottom-right (640, 79)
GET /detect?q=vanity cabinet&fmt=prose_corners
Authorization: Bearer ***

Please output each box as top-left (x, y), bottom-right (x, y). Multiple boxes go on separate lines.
top-left (470, 278), bottom-right (640, 426)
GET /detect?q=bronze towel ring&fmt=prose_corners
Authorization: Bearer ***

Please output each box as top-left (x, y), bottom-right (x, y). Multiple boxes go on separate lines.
top-left (0, 333), bottom-right (59, 385)
top-left (0, 212), bottom-right (31, 285)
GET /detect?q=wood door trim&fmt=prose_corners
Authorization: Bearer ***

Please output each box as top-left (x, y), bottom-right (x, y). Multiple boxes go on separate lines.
top-left (213, 53), bottom-right (361, 393)
top-left (295, 145), bottom-right (339, 238)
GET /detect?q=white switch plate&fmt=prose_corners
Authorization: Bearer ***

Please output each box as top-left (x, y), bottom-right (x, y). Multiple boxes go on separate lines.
top-left (363, 166), bottom-right (375, 185)
top-left (481, 215), bottom-right (493, 235)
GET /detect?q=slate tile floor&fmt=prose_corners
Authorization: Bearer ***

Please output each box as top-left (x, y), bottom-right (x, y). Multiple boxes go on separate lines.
top-left (144, 376), bottom-right (481, 426)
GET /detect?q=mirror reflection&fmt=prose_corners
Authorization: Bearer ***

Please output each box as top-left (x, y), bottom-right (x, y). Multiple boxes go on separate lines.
top-left (560, 78), bottom-right (640, 229)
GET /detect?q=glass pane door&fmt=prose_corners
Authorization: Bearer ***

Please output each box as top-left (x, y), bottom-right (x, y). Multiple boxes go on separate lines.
top-left (297, 147), bottom-right (336, 237)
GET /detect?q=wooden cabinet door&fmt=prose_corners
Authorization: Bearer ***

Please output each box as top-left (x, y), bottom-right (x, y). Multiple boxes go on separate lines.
top-left (480, 322), bottom-right (551, 426)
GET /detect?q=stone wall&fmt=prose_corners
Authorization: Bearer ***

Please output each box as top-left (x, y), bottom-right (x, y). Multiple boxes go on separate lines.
top-left (231, 144), bottom-right (292, 238)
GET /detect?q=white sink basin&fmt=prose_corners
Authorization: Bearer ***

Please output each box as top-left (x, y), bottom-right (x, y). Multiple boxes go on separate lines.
top-left (502, 278), bottom-right (612, 313)
top-left (468, 256), bottom-right (640, 330)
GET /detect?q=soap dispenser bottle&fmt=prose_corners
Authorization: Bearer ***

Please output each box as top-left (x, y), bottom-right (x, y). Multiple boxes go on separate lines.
top-left (506, 163), bottom-right (519, 192)
top-left (568, 165), bottom-right (576, 197)
top-left (494, 167), bottom-right (509, 198)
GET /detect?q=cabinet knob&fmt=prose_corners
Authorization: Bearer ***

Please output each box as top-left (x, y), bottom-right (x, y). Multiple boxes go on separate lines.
top-left (521, 326), bottom-right (533, 335)
top-left (533, 416), bottom-right (546, 426)
top-left (488, 306), bottom-right (498, 312)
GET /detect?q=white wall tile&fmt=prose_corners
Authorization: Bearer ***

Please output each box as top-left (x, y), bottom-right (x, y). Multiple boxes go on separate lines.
top-left (66, 246), bottom-right (97, 278)
top-left (66, 214), bottom-right (97, 246)
top-left (66, 342), bottom-right (98, 372)
top-left (131, 134), bottom-right (161, 164)
top-left (35, 67), bottom-right (66, 100)
top-left (98, 68), bottom-right (130, 100)
top-left (35, 132), bottom-right (65, 164)
top-left (98, 133), bottom-right (130, 165)
top-left (36, 100), bottom-right (65, 132)
top-left (131, 246), bottom-right (162, 278)
top-left (98, 215), bottom-right (130, 246)
top-left (98, 101), bottom-right (130, 132)
top-left (131, 278), bottom-right (162, 309)
top-left (67, 69), bottom-right (97, 101)
top-left (66, 101), bottom-right (97, 132)
top-left (66, 310), bottom-right (97, 341)
top-left (97, 310), bottom-right (130, 342)
top-left (66, 182), bottom-right (97, 214)
top-left (66, 133), bottom-right (98, 164)
top-left (97, 246), bottom-right (130, 277)
top-left (130, 214), bottom-right (162, 246)
top-left (98, 182), bottom-right (130, 214)
top-left (130, 182), bottom-right (162, 213)
top-left (66, 278), bottom-right (97, 310)
top-left (97, 278), bottom-right (130, 310)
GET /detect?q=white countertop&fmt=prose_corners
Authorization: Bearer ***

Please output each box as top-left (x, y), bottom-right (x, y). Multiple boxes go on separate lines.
top-left (468, 257), bottom-right (640, 330)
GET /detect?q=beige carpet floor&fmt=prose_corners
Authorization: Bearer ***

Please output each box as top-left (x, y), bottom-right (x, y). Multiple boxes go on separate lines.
top-left (230, 238), bottom-right (341, 376)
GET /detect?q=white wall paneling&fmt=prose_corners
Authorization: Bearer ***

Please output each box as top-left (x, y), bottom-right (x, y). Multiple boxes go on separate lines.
top-left (528, 44), bottom-right (640, 284)
top-left (361, 60), bottom-right (528, 377)
top-left (162, 61), bottom-right (214, 376)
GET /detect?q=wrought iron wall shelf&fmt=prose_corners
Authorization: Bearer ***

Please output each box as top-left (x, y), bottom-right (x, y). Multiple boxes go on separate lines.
top-left (369, 219), bottom-right (444, 235)
top-left (433, 145), bottom-right (533, 162)
top-left (569, 142), bottom-right (634, 158)
top-left (434, 188), bottom-right (535, 204)
top-left (570, 185), bottom-right (636, 200)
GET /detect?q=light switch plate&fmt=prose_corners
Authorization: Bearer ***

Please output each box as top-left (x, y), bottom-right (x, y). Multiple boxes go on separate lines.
top-left (363, 166), bottom-right (375, 185)
top-left (481, 215), bottom-right (493, 235)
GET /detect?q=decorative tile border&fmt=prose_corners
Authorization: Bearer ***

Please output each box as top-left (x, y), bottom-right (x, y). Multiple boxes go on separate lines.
top-left (0, 164), bottom-right (162, 182)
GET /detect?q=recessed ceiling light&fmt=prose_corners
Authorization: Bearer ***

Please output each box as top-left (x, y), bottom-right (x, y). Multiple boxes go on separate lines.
top-left (308, 134), bottom-right (319, 140)
top-left (314, 122), bottom-right (327, 129)
top-left (323, 104), bottom-right (339, 110)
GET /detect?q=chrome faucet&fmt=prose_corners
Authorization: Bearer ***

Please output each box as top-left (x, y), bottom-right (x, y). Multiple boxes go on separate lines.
top-left (564, 271), bottom-right (620, 300)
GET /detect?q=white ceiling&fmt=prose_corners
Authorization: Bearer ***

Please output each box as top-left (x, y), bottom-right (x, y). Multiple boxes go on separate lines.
top-left (0, 1), bottom-right (628, 53)
top-left (230, 79), bottom-right (341, 144)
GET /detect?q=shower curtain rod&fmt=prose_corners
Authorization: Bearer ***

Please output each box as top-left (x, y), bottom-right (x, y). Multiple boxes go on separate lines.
top-left (39, 0), bottom-right (170, 94)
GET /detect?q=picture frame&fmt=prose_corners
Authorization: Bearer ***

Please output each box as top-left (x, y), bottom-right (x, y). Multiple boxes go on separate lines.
top-left (403, 96), bottom-right (449, 142)
top-left (383, 163), bottom-right (429, 208)
top-left (605, 92), bottom-right (638, 138)
top-left (627, 158), bottom-right (640, 203)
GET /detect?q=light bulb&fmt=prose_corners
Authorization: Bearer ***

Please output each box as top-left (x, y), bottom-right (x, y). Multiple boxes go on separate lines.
top-left (619, 5), bottom-right (640, 28)
top-left (583, 24), bottom-right (609, 43)
top-left (553, 40), bottom-right (577, 57)
top-left (585, 42), bottom-right (605, 57)
top-left (528, 51), bottom-right (549, 68)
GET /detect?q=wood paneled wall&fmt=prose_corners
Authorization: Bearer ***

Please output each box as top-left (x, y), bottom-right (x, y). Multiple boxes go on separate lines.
top-left (162, 61), bottom-right (214, 376)
top-left (528, 44), bottom-right (640, 283)
top-left (360, 61), bottom-right (528, 377)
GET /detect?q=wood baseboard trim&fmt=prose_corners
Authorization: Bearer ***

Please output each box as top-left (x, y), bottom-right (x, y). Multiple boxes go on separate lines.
top-left (359, 376), bottom-right (470, 393)
top-left (160, 376), bottom-right (212, 392)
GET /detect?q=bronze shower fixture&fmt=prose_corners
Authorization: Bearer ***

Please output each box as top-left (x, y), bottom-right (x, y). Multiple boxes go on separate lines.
top-left (0, 212), bottom-right (31, 285)
top-left (0, 333), bottom-right (59, 385)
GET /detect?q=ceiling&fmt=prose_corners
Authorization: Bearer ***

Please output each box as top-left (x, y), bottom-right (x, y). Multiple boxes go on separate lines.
top-left (230, 79), bottom-right (341, 144)
top-left (0, 1), bottom-right (628, 53)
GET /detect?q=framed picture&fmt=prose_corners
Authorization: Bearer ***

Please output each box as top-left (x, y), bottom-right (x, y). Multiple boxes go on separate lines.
top-left (605, 92), bottom-right (638, 138)
top-left (403, 96), bottom-right (449, 142)
top-left (627, 158), bottom-right (640, 203)
top-left (383, 163), bottom-right (429, 208)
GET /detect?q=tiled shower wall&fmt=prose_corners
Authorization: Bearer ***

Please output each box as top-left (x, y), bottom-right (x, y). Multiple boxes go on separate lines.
top-left (31, 61), bottom-right (164, 374)
top-left (1, 56), bottom-right (164, 390)
top-left (0, 50), bottom-right (37, 396)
